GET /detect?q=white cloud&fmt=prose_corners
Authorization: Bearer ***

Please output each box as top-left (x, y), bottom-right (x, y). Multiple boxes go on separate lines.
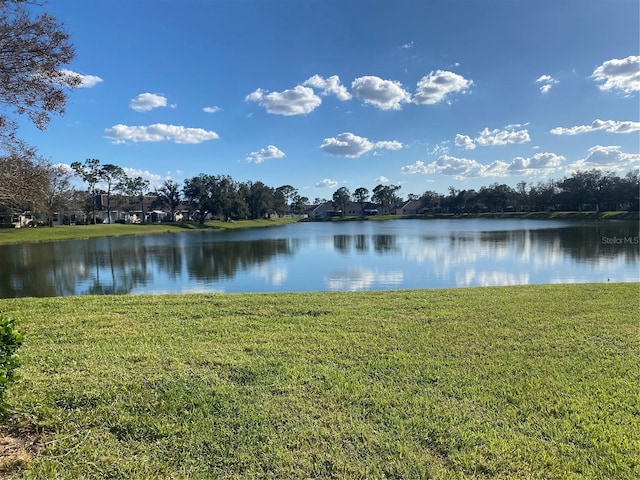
top-left (430, 141), bottom-right (450, 156)
top-left (402, 152), bottom-right (564, 179)
top-left (245, 145), bottom-right (285, 164)
top-left (316, 178), bottom-right (338, 188)
top-left (244, 85), bottom-right (321, 115)
top-left (373, 140), bottom-right (403, 150)
top-left (413, 70), bottom-right (473, 105)
top-left (401, 41), bottom-right (414, 49)
top-left (401, 160), bottom-right (437, 175)
top-left (122, 167), bottom-right (164, 188)
top-left (475, 127), bottom-right (531, 146)
top-left (60, 69), bottom-right (103, 88)
top-left (551, 119), bottom-right (640, 135)
top-left (567, 145), bottom-right (640, 173)
top-left (245, 88), bottom-right (265, 102)
top-left (303, 75), bottom-right (351, 101)
top-left (321, 132), bottom-right (373, 157)
top-left (592, 55), bottom-right (640, 94)
top-left (351, 76), bottom-right (411, 110)
top-left (320, 132), bottom-right (403, 157)
top-left (505, 122), bottom-right (529, 129)
top-left (536, 74), bottom-right (558, 93)
top-left (129, 93), bottom-right (170, 112)
top-left (104, 123), bottom-right (219, 144)
top-left (507, 152), bottom-right (565, 173)
top-left (454, 134), bottom-right (476, 150)
top-left (455, 126), bottom-right (530, 149)
top-left (203, 106), bottom-right (222, 113)
top-left (437, 155), bottom-right (506, 177)
top-left (376, 176), bottom-right (389, 183)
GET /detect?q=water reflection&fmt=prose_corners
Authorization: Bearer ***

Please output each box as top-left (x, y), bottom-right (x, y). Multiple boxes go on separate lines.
top-left (186, 238), bottom-right (295, 281)
top-left (325, 267), bottom-right (404, 291)
top-left (0, 219), bottom-right (637, 297)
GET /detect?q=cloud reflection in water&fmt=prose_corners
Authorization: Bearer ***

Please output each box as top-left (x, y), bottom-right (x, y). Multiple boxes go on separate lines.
top-left (325, 267), bottom-right (403, 291)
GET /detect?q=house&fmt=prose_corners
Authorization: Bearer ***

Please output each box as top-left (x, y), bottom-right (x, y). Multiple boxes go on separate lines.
top-left (307, 201), bottom-right (380, 218)
top-left (306, 202), bottom-right (336, 218)
top-left (396, 199), bottom-right (425, 215)
top-left (93, 193), bottom-right (168, 223)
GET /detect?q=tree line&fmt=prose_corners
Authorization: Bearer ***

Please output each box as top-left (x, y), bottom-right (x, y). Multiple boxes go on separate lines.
top-left (0, 156), bottom-right (313, 225)
top-left (329, 170), bottom-right (639, 215)
top-left (1, 155), bottom-right (637, 226)
top-left (416, 170), bottom-right (639, 214)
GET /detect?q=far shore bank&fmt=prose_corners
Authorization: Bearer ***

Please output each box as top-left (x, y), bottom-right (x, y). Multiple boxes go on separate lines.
top-left (307, 210), bottom-right (639, 222)
top-left (0, 217), bottom-right (300, 246)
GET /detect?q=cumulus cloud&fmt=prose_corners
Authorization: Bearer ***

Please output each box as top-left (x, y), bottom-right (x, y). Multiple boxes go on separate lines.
top-left (320, 132), bottom-right (403, 157)
top-left (351, 76), bottom-right (411, 110)
top-left (402, 152), bottom-right (564, 179)
top-left (303, 74), bottom-right (351, 101)
top-left (475, 127), bottom-right (531, 146)
top-left (536, 74), bottom-right (558, 93)
top-left (316, 178), bottom-right (338, 188)
top-left (454, 134), bottom-right (476, 150)
top-left (407, 155), bottom-right (508, 178)
top-left (203, 106), bottom-right (222, 113)
top-left (455, 126), bottom-right (530, 149)
top-left (245, 89), bottom-right (265, 102)
top-left (373, 140), bottom-right (403, 150)
top-left (104, 123), bottom-right (219, 144)
top-left (592, 55), bottom-right (640, 94)
top-left (122, 167), bottom-right (164, 188)
top-left (507, 152), bottom-right (565, 173)
top-left (567, 145), bottom-right (640, 173)
top-left (401, 160), bottom-right (436, 175)
top-left (550, 119), bottom-right (640, 135)
top-left (413, 70), bottom-right (473, 105)
top-left (60, 69), bottom-right (103, 88)
top-left (245, 145), bottom-right (285, 164)
top-left (435, 155), bottom-right (507, 177)
top-left (244, 85), bottom-right (321, 115)
top-left (129, 93), bottom-right (170, 112)
top-left (376, 176), bottom-right (390, 183)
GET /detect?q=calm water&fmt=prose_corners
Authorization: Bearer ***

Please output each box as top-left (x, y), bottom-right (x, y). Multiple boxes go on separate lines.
top-left (0, 219), bottom-right (638, 298)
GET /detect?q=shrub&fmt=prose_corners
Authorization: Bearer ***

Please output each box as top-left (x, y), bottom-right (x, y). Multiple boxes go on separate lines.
top-left (0, 314), bottom-right (23, 416)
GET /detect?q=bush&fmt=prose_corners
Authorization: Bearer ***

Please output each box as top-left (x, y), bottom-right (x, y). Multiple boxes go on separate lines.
top-left (0, 314), bottom-right (23, 416)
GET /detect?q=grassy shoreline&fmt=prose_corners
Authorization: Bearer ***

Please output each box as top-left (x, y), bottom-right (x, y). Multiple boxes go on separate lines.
top-left (1, 283), bottom-right (638, 478)
top-left (0, 217), bottom-right (300, 246)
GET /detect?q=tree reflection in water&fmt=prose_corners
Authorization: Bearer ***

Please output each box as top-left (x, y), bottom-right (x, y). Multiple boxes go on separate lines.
top-left (0, 220), bottom-right (637, 297)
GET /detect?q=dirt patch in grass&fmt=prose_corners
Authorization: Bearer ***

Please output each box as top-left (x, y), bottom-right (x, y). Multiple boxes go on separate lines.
top-left (0, 428), bottom-right (44, 474)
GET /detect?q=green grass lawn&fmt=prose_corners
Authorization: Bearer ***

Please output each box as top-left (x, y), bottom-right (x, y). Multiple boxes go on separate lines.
top-left (0, 283), bottom-right (638, 479)
top-left (0, 218), bottom-right (300, 246)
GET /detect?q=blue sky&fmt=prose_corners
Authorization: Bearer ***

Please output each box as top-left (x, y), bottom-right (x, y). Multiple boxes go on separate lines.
top-left (18, 0), bottom-right (640, 198)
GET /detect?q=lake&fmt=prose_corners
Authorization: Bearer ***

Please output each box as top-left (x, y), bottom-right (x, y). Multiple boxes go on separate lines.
top-left (0, 218), bottom-right (638, 298)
